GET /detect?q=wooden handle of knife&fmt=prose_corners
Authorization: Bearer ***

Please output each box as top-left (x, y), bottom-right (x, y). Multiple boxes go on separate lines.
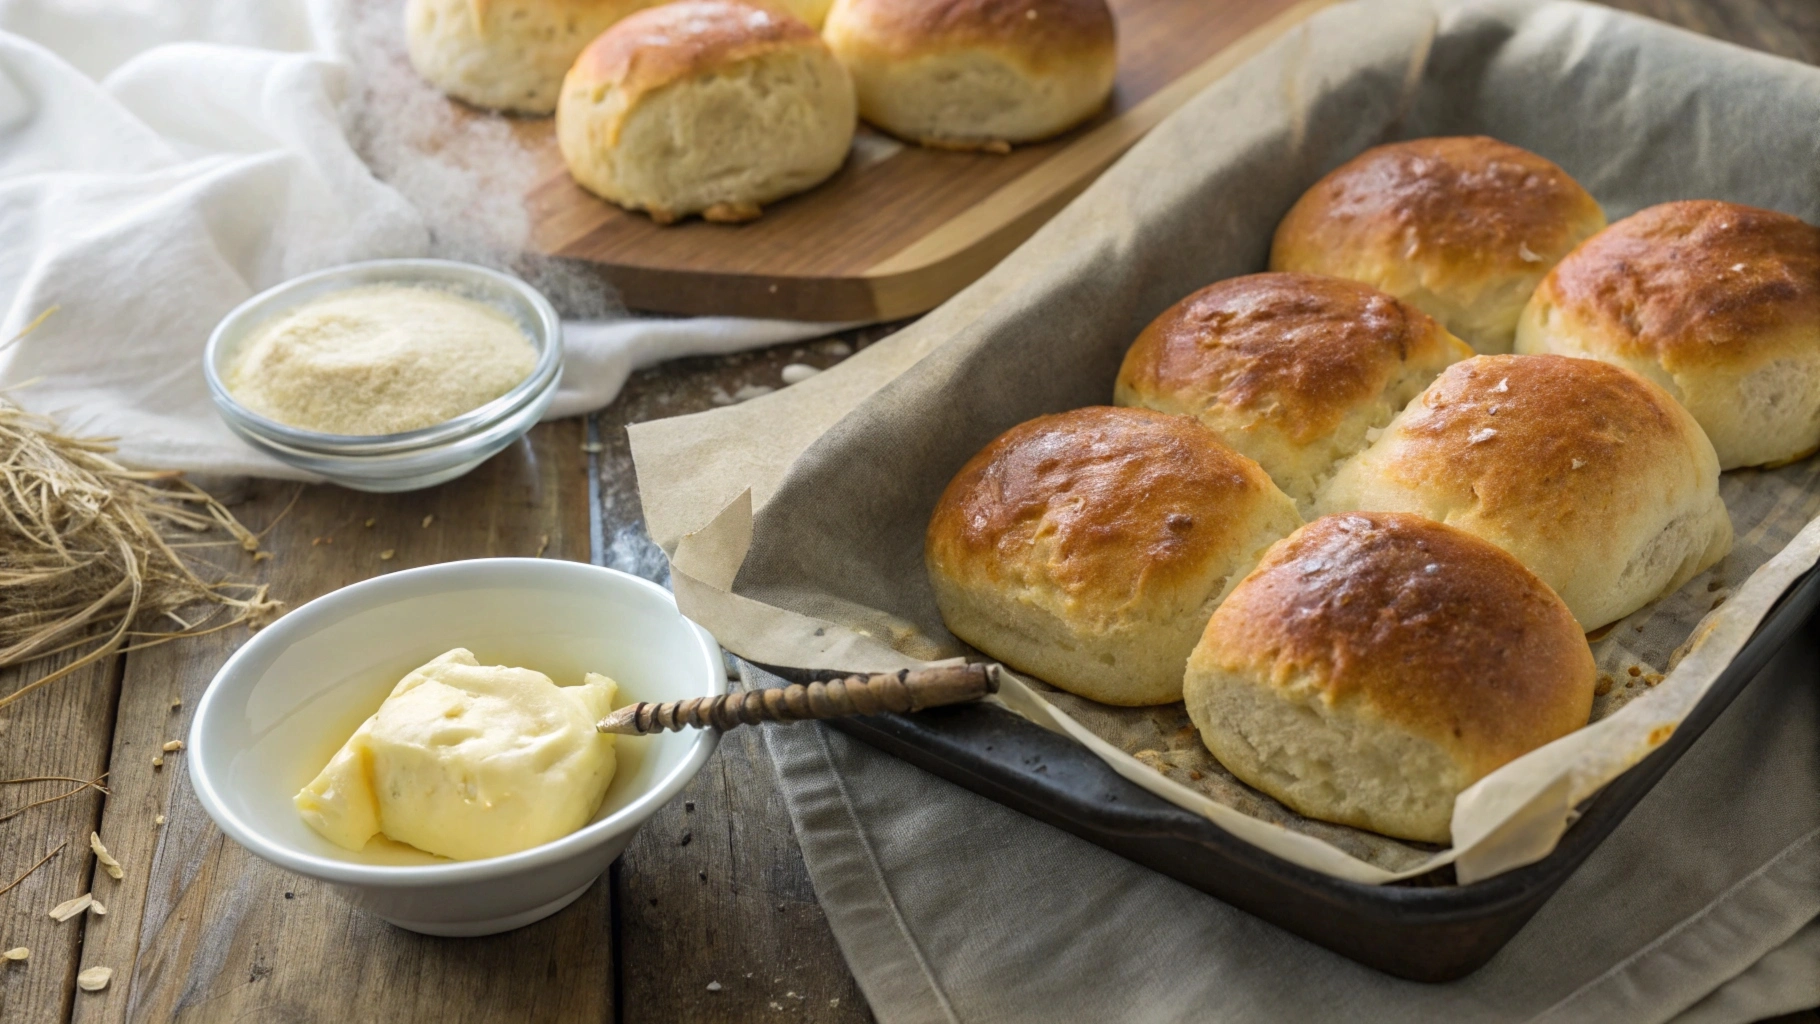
top-left (597, 664), bottom-right (998, 735)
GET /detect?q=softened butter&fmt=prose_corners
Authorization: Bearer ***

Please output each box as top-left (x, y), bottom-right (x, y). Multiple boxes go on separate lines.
top-left (295, 648), bottom-right (618, 861)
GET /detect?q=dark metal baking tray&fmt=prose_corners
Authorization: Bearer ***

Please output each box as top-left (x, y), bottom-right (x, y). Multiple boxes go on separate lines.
top-left (751, 564), bottom-right (1820, 983)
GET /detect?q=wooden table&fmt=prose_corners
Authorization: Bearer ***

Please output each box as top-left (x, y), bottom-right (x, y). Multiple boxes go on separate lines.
top-left (1, 2), bottom-right (1816, 1022)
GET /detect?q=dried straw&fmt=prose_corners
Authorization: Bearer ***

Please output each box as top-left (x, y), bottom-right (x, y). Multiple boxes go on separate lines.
top-left (0, 396), bottom-right (282, 712)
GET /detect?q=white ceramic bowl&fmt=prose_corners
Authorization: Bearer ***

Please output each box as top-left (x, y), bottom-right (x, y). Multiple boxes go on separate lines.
top-left (204, 259), bottom-right (563, 493)
top-left (189, 559), bottom-right (722, 936)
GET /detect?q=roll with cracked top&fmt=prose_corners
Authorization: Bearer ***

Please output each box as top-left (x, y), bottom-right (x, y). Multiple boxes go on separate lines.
top-left (1270, 137), bottom-right (1606, 355)
top-left (557, 0), bottom-right (856, 224)
top-left (924, 406), bottom-right (1301, 706)
top-left (1115, 272), bottom-right (1473, 514)
top-left (1184, 512), bottom-right (1596, 843)
top-left (822, 0), bottom-right (1117, 152)
top-left (1516, 200), bottom-right (1820, 470)
top-left (1315, 354), bottom-right (1732, 632)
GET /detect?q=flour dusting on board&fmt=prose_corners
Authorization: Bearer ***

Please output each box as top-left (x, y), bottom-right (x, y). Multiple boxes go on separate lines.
top-left (335, 2), bottom-right (621, 319)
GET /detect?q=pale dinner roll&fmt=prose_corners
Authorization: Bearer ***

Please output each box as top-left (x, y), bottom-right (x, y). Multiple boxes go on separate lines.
top-left (1114, 273), bottom-right (1472, 513)
top-left (822, 0), bottom-right (1117, 152)
top-left (1315, 354), bottom-right (1732, 631)
top-left (925, 406), bottom-right (1301, 706)
top-left (405, 0), bottom-right (657, 114)
top-left (1516, 200), bottom-right (1820, 470)
top-left (1271, 137), bottom-right (1606, 354)
top-left (557, 0), bottom-right (856, 224)
top-left (1184, 512), bottom-right (1596, 843)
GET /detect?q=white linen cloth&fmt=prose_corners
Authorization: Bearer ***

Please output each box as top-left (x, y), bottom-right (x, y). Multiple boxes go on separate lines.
top-left (0, 0), bottom-right (835, 477)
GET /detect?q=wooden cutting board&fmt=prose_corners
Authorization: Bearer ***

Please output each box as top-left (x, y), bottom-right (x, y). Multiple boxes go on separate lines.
top-left (523, 0), bottom-right (1332, 320)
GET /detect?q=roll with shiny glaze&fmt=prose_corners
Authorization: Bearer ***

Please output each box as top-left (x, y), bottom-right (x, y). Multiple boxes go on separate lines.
top-left (1271, 137), bottom-right (1606, 354)
top-left (1185, 512), bottom-right (1596, 843)
top-left (1315, 354), bottom-right (1732, 631)
top-left (1115, 273), bottom-right (1472, 513)
top-left (925, 406), bottom-right (1300, 706)
top-left (1516, 200), bottom-right (1820, 469)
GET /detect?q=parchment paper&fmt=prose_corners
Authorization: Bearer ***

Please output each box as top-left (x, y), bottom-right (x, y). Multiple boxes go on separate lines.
top-left (632, 0), bottom-right (1820, 885)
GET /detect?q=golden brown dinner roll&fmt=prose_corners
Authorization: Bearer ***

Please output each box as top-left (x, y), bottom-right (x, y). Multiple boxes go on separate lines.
top-left (1315, 354), bottom-right (1732, 631)
top-left (770, 0), bottom-right (836, 27)
top-left (556, 0), bottom-right (856, 224)
top-left (925, 407), bottom-right (1300, 706)
top-left (1516, 200), bottom-right (1820, 469)
top-left (822, 0), bottom-right (1117, 152)
top-left (405, 0), bottom-right (658, 114)
top-left (1271, 137), bottom-right (1606, 354)
top-left (1184, 512), bottom-right (1596, 843)
top-left (1114, 273), bottom-right (1473, 512)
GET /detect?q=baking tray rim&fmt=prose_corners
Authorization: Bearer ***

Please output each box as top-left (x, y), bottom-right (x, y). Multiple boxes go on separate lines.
top-left (743, 561), bottom-right (1820, 978)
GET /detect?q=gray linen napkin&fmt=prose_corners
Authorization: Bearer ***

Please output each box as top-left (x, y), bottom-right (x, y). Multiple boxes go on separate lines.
top-left (751, 625), bottom-right (1818, 1023)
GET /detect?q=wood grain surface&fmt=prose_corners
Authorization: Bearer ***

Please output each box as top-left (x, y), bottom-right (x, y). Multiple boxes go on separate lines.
top-left (2, 2), bottom-right (1817, 1023)
top-left (526, 0), bottom-right (1330, 321)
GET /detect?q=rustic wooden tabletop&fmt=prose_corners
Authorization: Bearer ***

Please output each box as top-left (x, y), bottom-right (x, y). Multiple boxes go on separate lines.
top-left (1, 1), bottom-right (1816, 1022)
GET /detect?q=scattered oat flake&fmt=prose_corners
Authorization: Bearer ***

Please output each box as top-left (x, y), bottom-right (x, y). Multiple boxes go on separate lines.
top-left (90, 834), bottom-right (123, 880)
top-left (1468, 428), bottom-right (1497, 444)
top-left (1517, 242), bottom-right (1541, 262)
top-left (1364, 426), bottom-right (1384, 442)
top-left (3, 947), bottom-right (27, 961)
top-left (49, 894), bottom-right (92, 921)
top-left (162, 740), bottom-right (184, 752)
top-left (1492, 377), bottom-right (1509, 393)
top-left (77, 966), bottom-right (111, 991)
top-left (151, 757), bottom-right (163, 769)
top-left (422, 515), bottom-right (434, 528)
top-left (769, 1002), bottom-right (784, 1012)
top-left (364, 518), bottom-right (376, 527)
top-left (581, 441), bottom-right (604, 453)
top-left (379, 550), bottom-right (396, 561)
top-left (252, 551), bottom-right (273, 562)
top-left (1571, 458), bottom-right (1585, 469)
top-left (154, 815), bottom-right (165, 825)
top-left (706, 981), bottom-right (722, 992)
top-left (170, 699), bottom-right (182, 710)
top-left (89, 898), bottom-right (106, 916)
top-left (831, 998), bottom-right (841, 1007)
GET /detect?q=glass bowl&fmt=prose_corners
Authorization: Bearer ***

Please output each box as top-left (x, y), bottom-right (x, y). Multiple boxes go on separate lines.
top-left (204, 259), bottom-right (563, 493)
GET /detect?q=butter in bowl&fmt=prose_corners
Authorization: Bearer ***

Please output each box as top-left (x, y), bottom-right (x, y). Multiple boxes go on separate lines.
top-left (187, 559), bottom-right (722, 935)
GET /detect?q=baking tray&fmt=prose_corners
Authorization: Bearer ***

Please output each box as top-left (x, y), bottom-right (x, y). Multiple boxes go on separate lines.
top-left (749, 562), bottom-right (1820, 982)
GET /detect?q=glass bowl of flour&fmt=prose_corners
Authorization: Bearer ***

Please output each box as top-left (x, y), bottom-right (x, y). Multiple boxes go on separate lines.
top-left (205, 259), bottom-right (563, 492)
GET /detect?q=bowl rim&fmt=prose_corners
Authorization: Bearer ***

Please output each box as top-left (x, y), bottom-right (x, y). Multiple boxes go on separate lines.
top-left (187, 558), bottom-right (724, 888)
top-left (203, 258), bottom-right (564, 456)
